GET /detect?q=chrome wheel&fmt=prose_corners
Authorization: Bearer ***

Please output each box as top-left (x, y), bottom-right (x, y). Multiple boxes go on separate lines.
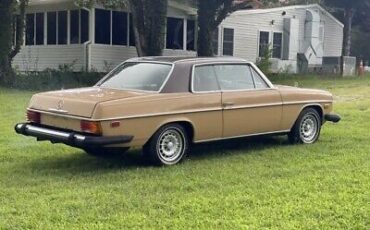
top-left (289, 108), bottom-right (321, 144)
top-left (299, 114), bottom-right (319, 143)
top-left (156, 128), bottom-right (185, 163)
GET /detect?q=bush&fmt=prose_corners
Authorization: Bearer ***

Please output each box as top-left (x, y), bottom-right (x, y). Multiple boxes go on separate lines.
top-left (256, 45), bottom-right (272, 74)
top-left (3, 69), bottom-right (105, 91)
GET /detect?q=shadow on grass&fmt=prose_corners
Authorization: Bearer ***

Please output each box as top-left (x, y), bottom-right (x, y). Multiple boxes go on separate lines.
top-left (23, 135), bottom-right (289, 173)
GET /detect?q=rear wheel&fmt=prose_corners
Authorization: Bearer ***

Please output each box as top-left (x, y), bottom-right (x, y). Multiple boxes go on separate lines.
top-left (288, 108), bottom-right (321, 144)
top-left (84, 147), bottom-right (130, 158)
top-left (143, 124), bottom-right (189, 166)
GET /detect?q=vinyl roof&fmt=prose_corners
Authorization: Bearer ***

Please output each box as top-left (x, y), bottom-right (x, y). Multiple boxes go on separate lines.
top-left (126, 56), bottom-right (248, 64)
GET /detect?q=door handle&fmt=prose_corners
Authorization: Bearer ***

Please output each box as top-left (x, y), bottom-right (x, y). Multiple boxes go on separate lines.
top-left (223, 102), bottom-right (234, 107)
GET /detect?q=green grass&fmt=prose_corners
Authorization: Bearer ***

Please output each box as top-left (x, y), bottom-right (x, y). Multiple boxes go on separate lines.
top-left (1, 76), bottom-right (370, 229)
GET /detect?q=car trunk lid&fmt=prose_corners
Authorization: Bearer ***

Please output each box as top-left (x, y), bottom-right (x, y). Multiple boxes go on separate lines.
top-left (29, 87), bottom-right (147, 118)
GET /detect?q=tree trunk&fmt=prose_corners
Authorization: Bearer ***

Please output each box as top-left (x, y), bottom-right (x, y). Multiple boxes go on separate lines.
top-left (129, 0), bottom-right (167, 57)
top-left (343, 6), bottom-right (354, 56)
top-left (0, 0), bottom-right (15, 84)
top-left (197, 1), bottom-right (216, 57)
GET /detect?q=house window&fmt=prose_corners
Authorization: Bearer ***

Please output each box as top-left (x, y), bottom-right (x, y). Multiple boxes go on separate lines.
top-left (129, 14), bottom-right (135, 46)
top-left (112, 11), bottom-right (128, 45)
top-left (166, 17), bottom-right (184, 49)
top-left (12, 16), bottom-right (17, 46)
top-left (47, 12), bottom-right (57, 45)
top-left (58, 11), bottom-right (68, 44)
top-left (70, 10), bottom-right (80, 44)
top-left (35, 13), bottom-right (44, 45)
top-left (272, 32), bottom-right (282, 58)
top-left (223, 28), bottom-right (234, 56)
top-left (26, 14), bottom-right (34, 45)
top-left (95, 9), bottom-right (111, 44)
top-left (187, 19), bottom-right (195, 51)
top-left (81, 9), bottom-right (89, 43)
top-left (212, 28), bottom-right (219, 55)
top-left (26, 13), bottom-right (44, 45)
top-left (94, 9), bottom-right (130, 46)
top-left (259, 31), bottom-right (269, 57)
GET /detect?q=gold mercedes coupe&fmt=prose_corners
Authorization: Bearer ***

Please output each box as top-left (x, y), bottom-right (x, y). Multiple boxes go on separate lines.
top-left (15, 57), bottom-right (341, 165)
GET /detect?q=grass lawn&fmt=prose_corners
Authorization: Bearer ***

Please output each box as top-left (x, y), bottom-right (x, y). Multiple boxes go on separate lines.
top-left (1, 76), bottom-right (370, 229)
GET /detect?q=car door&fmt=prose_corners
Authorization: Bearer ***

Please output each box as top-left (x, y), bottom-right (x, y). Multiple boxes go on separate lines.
top-left (214, 64), bottom-right (283, 138)
top-left (191, 64), bottom-right (223, 141)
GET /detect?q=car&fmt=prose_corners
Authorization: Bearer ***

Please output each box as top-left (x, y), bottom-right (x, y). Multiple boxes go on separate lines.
top-left (15, 56), bottom-right (341, 165)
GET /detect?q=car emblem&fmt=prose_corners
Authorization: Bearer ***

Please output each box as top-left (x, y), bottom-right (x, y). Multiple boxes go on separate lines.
top-left (57, 100), bottom-right (64, 110)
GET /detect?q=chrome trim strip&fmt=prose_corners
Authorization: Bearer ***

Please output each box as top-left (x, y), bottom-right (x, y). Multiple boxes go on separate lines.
top-left (26, 125), bottom-right (75, 139)
top-left (223, 102), bottom-right (283, 110)
top-left (28, 107), bottom-right (223, 121)
top-left (29, 100), bottom-right (331, 122)
top-left (283, 100), bottom-right (332, 105)
top-left (48, 108), bottom-right (69, 114)
top-left (194, 130), bottom-right (291, 143)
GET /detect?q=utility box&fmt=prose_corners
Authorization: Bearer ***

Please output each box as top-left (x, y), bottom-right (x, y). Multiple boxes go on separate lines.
top-left (342, 56), bottom-right (356, 76)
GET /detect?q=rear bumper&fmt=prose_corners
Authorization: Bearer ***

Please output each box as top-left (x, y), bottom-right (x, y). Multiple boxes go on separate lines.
top-left (15, 123), bottom-right (133, 148)
top-left (324, 113), bottom-right (341, 123)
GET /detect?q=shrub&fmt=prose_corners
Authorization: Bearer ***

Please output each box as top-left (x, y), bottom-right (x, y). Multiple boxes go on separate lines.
top-left (256, 45), bottom-right (272, 74)
top-left (3, 69), bottom-right (105, 91)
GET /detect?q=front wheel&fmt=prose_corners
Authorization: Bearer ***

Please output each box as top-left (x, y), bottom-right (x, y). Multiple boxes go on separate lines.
top-left (143, 124), bottom-right (189, 166)
top-left (288, 108), bottom-right (322, 144)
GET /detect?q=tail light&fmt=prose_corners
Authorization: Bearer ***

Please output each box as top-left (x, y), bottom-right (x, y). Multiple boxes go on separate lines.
top-left (80, 120), bottom-right (102, 135)
top-left (27, 110), bottom-right (41, 123)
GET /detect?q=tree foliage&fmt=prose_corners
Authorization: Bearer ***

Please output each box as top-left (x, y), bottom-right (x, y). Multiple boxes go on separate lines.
top-left (323, 0), bottom-right (370, 56)
top-left (0, 0), bottom-right (27, 84)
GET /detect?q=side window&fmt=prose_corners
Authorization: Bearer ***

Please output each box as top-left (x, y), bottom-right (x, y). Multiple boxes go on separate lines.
top-left (193, 65), bottom-right (219, 92)
top-left (250, 67), bottom-right (269, 89)
top-left (214, 65), bottom-right (255, 91)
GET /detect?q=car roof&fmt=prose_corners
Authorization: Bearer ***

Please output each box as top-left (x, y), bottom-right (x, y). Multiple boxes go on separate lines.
top-left (126, 56), bottom-right (248, 64)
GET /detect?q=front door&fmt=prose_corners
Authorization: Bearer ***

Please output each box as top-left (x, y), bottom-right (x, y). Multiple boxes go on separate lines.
top-left (213, 64), bottom-right (283, 138)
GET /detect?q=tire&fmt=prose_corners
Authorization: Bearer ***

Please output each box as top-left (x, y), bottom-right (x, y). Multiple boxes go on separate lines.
top-left (288, 108), bottom-right (322, 144)
top-left (143, 124), bottom-right (189, 166)
top-left (84, 147), bottom-right (130, 158)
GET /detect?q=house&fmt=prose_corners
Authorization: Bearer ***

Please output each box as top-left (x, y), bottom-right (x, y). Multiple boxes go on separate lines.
top-left (213, 4), bottom-right (344, 73)
top-left (13, 0), bottom-right (197, 72)
top-left (13, 1), bottom-right (343, 74)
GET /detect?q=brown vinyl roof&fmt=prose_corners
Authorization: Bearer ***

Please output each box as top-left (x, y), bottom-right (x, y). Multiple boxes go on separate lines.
top-left (127, 56), bottom-right (247, 64)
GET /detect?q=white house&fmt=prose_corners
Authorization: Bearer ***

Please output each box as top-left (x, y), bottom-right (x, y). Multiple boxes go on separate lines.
top-left (13, 0), bottom-right (197, 72)
top-left (214, 4), bottom-right (344, 73)
top-left (13, 1), bottom-right (343, 73)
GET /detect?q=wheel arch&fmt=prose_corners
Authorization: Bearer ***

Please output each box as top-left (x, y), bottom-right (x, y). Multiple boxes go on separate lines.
top-left (290, 103), bottom-right (324, 130)
top-left (149, 118), bottom-right (196, 144)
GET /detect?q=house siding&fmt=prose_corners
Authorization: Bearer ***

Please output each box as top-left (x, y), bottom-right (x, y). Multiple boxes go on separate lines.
top-left (89, 45), bottom-right (196, 72)
top-left (218, 5), bottom-right (343, 73)
top-left (13, 45), bottom-right (86, 71)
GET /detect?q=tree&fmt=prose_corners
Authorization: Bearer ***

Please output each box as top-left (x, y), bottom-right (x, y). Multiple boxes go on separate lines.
top-left (128, 0), bottom-right (167, 56)
top-left (0, 0), bottom-right (27, 84)
top-left (197, 0), bottom-right (258, 56)
top-left (324, 0), bottom-right (370, 57)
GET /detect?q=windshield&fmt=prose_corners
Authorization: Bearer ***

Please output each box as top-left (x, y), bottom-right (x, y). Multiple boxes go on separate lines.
top-left (99, 62), bottom-right (173, 92)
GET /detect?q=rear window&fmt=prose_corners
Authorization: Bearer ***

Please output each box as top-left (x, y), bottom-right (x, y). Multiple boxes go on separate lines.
top-left (99, 62), bottom-right (172, 92)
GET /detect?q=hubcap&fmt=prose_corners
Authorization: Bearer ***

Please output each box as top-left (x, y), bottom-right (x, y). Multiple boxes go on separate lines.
top-left (300, 114), bottom-right (318, 143)
top-left (157, 128), bottom-right (184, 162)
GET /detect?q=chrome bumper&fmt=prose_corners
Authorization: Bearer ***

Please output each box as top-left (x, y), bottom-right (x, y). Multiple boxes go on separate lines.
top-left (15, 123), bottom-right (133, 148)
